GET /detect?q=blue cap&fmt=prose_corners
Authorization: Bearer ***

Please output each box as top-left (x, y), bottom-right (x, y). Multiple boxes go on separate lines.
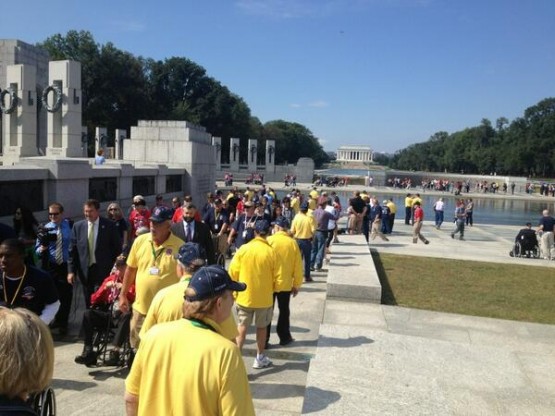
top-left (300, 201), bottom-right (309, 210)
top-left (185, 265), bottom-right (246, 301)
top-left (272, 216), bottom-right (290, 229)
top-left (176, 242), bottom-right (205, 266)
top-left (255, 219), bottom-right (270, 233)
top-left (150, 206), bottom-right (173, 222)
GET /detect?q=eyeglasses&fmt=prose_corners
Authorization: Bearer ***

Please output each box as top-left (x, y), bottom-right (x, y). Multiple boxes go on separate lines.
top-left (48, 212), bottom-right (61, 216)
top-left (108, 208), bottom-right (119, 211)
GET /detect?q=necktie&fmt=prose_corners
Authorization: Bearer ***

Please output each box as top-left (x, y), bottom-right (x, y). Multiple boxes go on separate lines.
top-left (55, 227), bottom-right (63, 265)
top-left (186, 224), bottom-right (192, 242)
top-left (88, 222), bottom-right (96, 266)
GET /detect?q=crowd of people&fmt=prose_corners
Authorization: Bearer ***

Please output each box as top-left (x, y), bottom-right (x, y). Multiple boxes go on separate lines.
top-left (3, 179), bottom-right (555, 414)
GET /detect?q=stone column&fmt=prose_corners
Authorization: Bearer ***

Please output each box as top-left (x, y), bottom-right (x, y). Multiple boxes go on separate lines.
top-left (265, 140), bottom-right (275, 173)
top-left (229, 137), bottom-right (240, 171)
top-left (212, 136), bottom-right (222, 170)
top-left (81, 126), bottom-right (88, 157)
top-left (1, 64), bottom-right (37, 165)
top-left (248, 139), bottom-right (257, 172)
top-left (115, 128), bottom-right (126, 160)
top-left (95, 126), bottom-right (108, 157)
top-left (46, 60), bottom-right (82, 157)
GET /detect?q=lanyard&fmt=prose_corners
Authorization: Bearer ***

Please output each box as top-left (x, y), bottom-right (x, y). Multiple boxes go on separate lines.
top-left (187, 318), bottom-right (217, 333)
top-left (150, 242), bottom-right (165, 266)
top-left (2, 266), bottom-right (27, 306)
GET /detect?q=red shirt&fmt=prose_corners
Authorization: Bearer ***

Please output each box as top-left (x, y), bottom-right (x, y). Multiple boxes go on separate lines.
top-left (90, 272), bottom-right (136, 307)
top-left (414, 206), bottom-right (424, 222)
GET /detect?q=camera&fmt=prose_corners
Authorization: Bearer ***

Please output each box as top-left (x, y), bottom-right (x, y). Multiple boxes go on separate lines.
top-left (37, 224), bottom-right (57, 246)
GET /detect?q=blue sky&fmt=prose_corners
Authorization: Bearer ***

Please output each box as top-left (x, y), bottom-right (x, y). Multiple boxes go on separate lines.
top-left (4, 0), bottom-right (555, 153)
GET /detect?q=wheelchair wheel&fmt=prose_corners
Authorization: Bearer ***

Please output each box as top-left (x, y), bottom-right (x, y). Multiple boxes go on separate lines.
top-left (32, 387), bottom-right (56, 416)
top-left (216, 253), bottom-right (226, 268)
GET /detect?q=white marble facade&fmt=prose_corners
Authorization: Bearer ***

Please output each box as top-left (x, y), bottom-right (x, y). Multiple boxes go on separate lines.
top-left (336, 145), bottom-right (373, 162)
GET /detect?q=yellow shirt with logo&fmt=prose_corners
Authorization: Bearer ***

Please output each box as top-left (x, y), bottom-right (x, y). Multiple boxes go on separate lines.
top-left (267, 231), bottom-right (304, 289)
top-left (126, 319), bottom-right (255, 416)
top-left (228, 236), bottom-right (278, 308)
top-left (140, 276), bottom-right (238, 340)
top-left (126, 232), bottom-right (184, 315)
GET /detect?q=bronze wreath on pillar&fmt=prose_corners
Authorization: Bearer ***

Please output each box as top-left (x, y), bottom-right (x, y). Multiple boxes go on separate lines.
top-left (0, 88), bottom-right (18, 114)
top-left (41, 84), bottom-right (63, 113)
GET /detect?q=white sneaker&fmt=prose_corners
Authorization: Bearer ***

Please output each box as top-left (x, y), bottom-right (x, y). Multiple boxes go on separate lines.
top-left (253, 355), bottom-right (272, 369)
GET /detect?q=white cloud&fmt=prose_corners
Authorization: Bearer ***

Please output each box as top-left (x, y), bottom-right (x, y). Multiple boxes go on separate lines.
top-left (290, 103), bottom-right (301, 108)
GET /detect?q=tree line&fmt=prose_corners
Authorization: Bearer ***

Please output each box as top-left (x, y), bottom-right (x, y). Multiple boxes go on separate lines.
top-left (38, 31), bottom-right (329, 167)
top-left (385, 98), bottom-right (555, 177)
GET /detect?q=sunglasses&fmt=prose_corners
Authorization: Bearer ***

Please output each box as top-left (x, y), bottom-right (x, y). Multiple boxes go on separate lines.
top-left (108, 208), bottom-right (120, 211)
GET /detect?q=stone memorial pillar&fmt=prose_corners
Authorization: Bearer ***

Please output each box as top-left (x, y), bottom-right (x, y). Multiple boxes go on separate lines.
top-left (46, 60), bottom-right (82, 157)
top-left (265, 139), bottom-right (275, 173)
top-left (1, 64), bottom-right (37, 165)
top-left (229, 137), bottom-right (240, 171)
top-left (248, 139), bottom-right (257, 172)
top-left (115, 128), bottom-right (126, 160)
top-left (212, 136), bottom-right (222, 170)
top-left (81, 126), bottom-right (88, 157)
top-left (95, 127), bottom-right (108, 156)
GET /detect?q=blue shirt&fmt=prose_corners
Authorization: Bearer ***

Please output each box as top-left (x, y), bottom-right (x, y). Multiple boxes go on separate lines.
top-left (35, 219), bottom-right (71, 263)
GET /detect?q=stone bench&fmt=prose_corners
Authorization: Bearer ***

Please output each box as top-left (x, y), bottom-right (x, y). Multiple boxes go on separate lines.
top-left (326, 234), bottom-right (382, 303)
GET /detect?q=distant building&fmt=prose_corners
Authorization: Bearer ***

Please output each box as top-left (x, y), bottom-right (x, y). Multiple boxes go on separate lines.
top-left (336, 145), bottom-right (373, 162)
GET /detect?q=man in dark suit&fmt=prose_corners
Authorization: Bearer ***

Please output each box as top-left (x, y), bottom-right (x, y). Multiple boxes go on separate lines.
top-left (68, 199), bottom-right (122, 307)
top-left (171, 204), bottom-right (215, 265)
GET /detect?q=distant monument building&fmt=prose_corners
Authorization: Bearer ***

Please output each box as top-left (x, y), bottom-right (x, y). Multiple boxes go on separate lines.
top-left (336, 145), bottom-right (373, 162)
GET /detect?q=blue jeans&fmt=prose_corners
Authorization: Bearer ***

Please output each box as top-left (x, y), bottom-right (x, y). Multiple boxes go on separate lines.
top-left (435, 210), bottom-right (444, 227)
top-left (296, 238), bottom-right (312, 280)
top-left (310, 231), bottom-right (328, 270)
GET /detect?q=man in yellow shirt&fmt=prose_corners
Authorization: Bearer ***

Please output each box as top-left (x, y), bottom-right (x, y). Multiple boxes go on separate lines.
top-left (118, 206), bottom-right (184, 350)
top-left (404, 193), bottom-right (413, 225)
top-left (140, 242), bottom-right (238, 341)
top-left (229, 220), bottom-right (278, 369)
top-left (386, 198), bottom-right (397, 233)
top-left (290, 201), bottom-right (316, 282)
top-left (125, 265), bottom-right (254, 416)
top-left (266, 217), bottom-right (303, 346)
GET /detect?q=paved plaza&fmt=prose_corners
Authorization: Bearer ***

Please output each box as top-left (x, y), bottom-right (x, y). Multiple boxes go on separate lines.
top-left (51, 213), bottom-right (555, 415)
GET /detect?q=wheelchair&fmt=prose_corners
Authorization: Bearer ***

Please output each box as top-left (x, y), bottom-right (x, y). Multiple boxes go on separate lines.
top-left (90, 307), bottom-right (133, 368)
top-left (31, 387), bottom-right (56, 416)
top-left (510, 238), bottom-right (540, 258)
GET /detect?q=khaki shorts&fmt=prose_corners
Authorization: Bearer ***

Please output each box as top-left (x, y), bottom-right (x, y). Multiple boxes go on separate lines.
top-left (236, 305), bottom-right (273, 328)
top-left (130, 309), bottom-right (146, 349)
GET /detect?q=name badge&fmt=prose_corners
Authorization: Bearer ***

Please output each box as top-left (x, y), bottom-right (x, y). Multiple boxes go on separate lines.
top-left (215, 223), bottom-right (219, 230)
top-left (149, 267), bottom-right (160, 276)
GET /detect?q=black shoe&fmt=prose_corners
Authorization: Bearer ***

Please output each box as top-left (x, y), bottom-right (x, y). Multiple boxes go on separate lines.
top-left (75, 347), bottom-right (97, 366)
top-left (279, 337), bottom-right (295, 346)
top-left (104, 350), bottom-right (120, 366)
top-left (305, 277), bottom-right (314, 282)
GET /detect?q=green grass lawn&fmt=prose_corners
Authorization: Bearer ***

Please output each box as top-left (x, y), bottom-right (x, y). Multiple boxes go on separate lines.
top-left (372, 252), bottom-right (555, 325)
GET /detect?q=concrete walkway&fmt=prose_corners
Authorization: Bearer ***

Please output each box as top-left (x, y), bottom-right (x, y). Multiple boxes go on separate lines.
top-left (51, 221), bottom-right (555, 415)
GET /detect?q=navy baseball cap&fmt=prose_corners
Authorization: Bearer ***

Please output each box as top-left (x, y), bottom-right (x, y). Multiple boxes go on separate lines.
top-left (175, 242), bottom-right (206, 266)
top-left (255, 219), bottom-right (270, 233)
top-left (150, 206), bottom-right (173, 222)
top-left (185, 265), bottom-right (246, 301)
top-left (272, 216), bottom-right (290, 229)
top-left (300, 201), bottom-right (309, 210)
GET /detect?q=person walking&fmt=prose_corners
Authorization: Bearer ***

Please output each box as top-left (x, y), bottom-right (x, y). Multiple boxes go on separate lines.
top-left (290, 201), bottom-right (316, 282)
top-left (266, 217), bottom-right (303, 347)
top-left (369, 198), bottom-right (389, 242)
top-left (433, 197), bottom-right (445, 229)
top-left (451, 199), bottom-right (466, 241)
top-left (229, 220), bottom-right (278, 369)
top-left (537, 209), bottom-right (555, 260)
top-left (118, 206), bottom-right (184, 351)
top-left (35, 202), bottom-right (72, 336)
top-left (465, 198), bottom-right (474, 226)
top-left (412, 201), bottom-right (430, 244)
top-left (68, 199), bottom-right (122, 308)
top-left (124, 265), bottom-right (254, 416)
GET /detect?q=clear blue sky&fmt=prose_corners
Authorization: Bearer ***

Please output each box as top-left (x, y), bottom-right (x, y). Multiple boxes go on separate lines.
top-left (4, 0), bottom-right (555, 153)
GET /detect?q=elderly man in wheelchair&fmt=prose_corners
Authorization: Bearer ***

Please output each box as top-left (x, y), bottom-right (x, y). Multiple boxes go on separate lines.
top-left (74, 256), bottom-right (135, 367)
top-left (509, 222), bottom-right (539, 258)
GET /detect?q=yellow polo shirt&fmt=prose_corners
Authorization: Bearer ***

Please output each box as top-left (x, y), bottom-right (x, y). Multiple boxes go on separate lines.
top-left (126, 232), bottom-right (184, 315)
top-left (267, 231), bottom-right (304, 289)
top-left (140, 276), bottom-right (238, 341)
top-left (126, 319), bottom-right (255, 416)
top-left (290, 212), bottom-right (316, 239)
